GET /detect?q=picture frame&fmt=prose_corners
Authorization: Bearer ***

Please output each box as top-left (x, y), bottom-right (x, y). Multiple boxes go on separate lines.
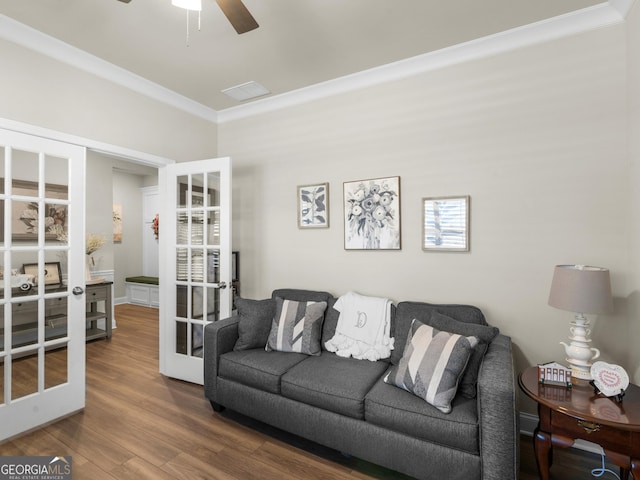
top-left (344, 176), bottom-right (401, 250)
top-left (297, 183), bottom-right (329, 228)
top-left (422, 195), bottom-right (470, 252)
top-left (22, 262), bottom-right (63, 286)
top-left (0, 179), bottom-right (68, 241)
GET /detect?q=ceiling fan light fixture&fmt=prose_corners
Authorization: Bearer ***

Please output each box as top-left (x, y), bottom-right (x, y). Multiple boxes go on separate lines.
top-left (172, 0), bottom-right (202, 11)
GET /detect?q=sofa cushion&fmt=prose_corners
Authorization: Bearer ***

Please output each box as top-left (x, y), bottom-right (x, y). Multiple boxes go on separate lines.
top-left (384, 320), bottom-right (477, 413)
top-left (321, 297), bottom-right (340, 349)
top-left (392, 301), bottom-right (487, 366)
top-left (219, 349), bottom-right (307, 394)
top-left (281, 352), bottom-right (388, 419)
top-left (426, 312), bottom-right (499, 398)
top-left (271, 289), bottom-right (342, 352)
top-left (365, 377), bottom-right (479, 454)
top-left (266, 298), bottom-right (327, 355)
top-left (233, 297), bottom-right (276, 351)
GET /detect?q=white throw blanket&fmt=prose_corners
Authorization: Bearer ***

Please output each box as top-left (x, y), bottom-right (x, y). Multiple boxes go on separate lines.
top-left (325, 291), bottom-right (394, 361)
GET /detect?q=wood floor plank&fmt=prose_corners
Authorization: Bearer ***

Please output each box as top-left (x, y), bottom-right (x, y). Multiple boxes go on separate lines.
top-left (9, 427), bottom-right (89, 466)
top-left (73, 460), bottom-right (120, 480)
top-left (42, 415), bottom-right (134, 472)
top-left (109, 456), bottom-right (179, 480)
top-left (223, 440), bottom-right (355, 480)
top-left (161, 451), bottom-right (249, 480)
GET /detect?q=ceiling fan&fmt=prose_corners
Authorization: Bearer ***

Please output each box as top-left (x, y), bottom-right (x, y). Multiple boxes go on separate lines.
top-left (116, 0), bottom-right (259, 34)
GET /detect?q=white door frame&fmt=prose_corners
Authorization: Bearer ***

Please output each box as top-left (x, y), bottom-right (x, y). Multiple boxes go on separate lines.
top-left (0, 128), bottom-right (86, 440)
top-left (0, 118), bottom-right (178, 440)
top-left (158, 158), bottom-right (233, 385)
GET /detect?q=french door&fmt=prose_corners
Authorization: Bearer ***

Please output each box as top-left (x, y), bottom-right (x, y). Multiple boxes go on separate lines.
top-left (159, 157), bottom-right (232, 384)
top-left (0, 128), bottom-right (86, 441)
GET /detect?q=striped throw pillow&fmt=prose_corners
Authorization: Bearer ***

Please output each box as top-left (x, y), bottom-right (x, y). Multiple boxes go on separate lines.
top-left (384, 319), bottom-right (478, 413)
top-left (266, 297), bottom-right (327, 355)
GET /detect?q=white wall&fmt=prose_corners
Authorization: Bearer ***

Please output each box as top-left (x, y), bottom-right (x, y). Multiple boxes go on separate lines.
top-left (219, 24), bottom-right (631, 413)
top-left (86, 152), bottom-right (115, 275)
top-left (112, 171), bottom-right (146, 299)
top-left (0, 35), bottom-right (201, 301)
top-left (627, 2), bottom-right (640, 384)
top-left (0, 38), bottom-right (217, 161)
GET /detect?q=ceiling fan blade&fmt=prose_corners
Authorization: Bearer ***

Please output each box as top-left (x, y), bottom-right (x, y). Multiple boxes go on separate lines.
top-left (215, 0), bottom-right (259, 34)
top-left (116, 0), bottom-right (132, 3)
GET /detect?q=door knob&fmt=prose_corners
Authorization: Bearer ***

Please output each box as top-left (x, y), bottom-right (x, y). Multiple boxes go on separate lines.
top-left (218, 281), bottom-right (227, 289)
top-left (72, 286), bottom-right (84, 296)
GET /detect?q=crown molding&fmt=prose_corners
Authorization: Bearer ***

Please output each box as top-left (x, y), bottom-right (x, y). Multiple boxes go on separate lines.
top-left (217, 1), bottom-right (629, 123)
top-left (0, 15), bottom-right (218, 124)
top-left (0, 1), bottom-right (633, 125)
top-left (609, 0), bottom-right (635, 16)
top-left (0, 118), bottom-right (175, 167)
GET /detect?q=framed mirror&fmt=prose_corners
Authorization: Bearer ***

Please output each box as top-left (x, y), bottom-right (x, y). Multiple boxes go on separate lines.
top-left (422, 196), bottom-right (470, 252)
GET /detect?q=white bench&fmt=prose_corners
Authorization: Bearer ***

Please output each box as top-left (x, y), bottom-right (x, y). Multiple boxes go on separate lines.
top-left (125, 276), bottom-right (159, 308)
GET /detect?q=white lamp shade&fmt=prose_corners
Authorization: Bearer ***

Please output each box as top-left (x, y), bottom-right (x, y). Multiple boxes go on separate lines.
top-left (172, 0), bottom-right (202, 11)
top-left (548, 265), bottom-right (613, 314)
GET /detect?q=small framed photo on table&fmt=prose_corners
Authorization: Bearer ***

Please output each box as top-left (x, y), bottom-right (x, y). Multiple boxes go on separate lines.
top-left (23, 262), bottom-right (63, 286)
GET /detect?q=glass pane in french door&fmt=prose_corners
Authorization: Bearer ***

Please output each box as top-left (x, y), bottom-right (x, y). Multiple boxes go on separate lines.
top-left (173, 173), bottom-right (223, 359)
top-left (2, 146), bottom-right (71, 403)
top-left (12, 354), bottom-right (38, 401)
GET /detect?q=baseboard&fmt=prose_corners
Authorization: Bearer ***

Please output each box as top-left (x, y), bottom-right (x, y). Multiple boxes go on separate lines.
top-left (114, 296), bottom-right (128, 305)
top-left (519, 412), bottom-right (538, 437)
top-left (518, 412), bottom-right (604, 455)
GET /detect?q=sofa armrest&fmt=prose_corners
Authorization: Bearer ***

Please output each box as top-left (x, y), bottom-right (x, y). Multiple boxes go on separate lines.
top-left (203, 315), bottom-right (239, 402)
top-left (476, 333), bottom-right (518, 480)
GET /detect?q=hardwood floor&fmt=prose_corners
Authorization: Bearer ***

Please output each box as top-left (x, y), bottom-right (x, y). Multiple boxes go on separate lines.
top-left (0, 304), bottom-right (625, 479)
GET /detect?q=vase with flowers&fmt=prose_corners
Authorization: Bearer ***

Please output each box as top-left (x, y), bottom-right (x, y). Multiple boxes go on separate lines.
top-left (49, 226), bottom-right (106, 283)
top-left (85, 233), bottom-right (106, 283)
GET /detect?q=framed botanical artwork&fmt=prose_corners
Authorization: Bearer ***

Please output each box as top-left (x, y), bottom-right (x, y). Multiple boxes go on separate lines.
top-left (344, 176), bottom-right (401, 250)
top-left (0, 179), bottom-right (68, 241)
top-left (23, 262), bottom-right (63, 286)
top-left (297, 183), bottom-right (329, 228)
top-left (113, 204), bottom-right (123, 243)
top-left (422, 196), bottom-right (470, 252)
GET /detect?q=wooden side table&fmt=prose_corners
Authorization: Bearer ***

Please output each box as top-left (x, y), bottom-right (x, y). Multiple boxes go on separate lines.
top-left (519, 366), bottom-right (640, 480)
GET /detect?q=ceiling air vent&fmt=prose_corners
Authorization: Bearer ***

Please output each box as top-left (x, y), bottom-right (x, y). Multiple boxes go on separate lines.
top-left (222, 81), bottom-right (270, 102)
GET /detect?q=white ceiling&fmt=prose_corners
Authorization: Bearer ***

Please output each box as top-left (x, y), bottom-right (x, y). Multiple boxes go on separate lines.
top-left (0, 0), bottom-right (626, 117)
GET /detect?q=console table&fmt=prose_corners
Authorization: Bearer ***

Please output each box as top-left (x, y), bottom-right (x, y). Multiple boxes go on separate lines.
top-left (85, 281), bottom-right (113, 341)
top-left (4, 281), bottom-right (113, 348)
top-left (519, 366), bottom-right (640, 480)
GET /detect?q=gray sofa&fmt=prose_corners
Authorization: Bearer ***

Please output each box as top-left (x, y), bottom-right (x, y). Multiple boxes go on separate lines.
top-left (204, 289), bottom-right (517, 480)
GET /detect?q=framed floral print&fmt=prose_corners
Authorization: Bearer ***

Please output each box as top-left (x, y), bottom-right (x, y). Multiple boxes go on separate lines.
top-left (344, 176), bottom-right (400, 250)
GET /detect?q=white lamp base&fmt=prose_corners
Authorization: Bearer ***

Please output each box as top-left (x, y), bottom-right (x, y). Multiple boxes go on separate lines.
top-left (559, 314), bottom-right (600, 381)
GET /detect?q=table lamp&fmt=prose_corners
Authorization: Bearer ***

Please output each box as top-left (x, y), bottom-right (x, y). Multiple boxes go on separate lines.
top-left (548, 265), bottom-right (613, 380)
